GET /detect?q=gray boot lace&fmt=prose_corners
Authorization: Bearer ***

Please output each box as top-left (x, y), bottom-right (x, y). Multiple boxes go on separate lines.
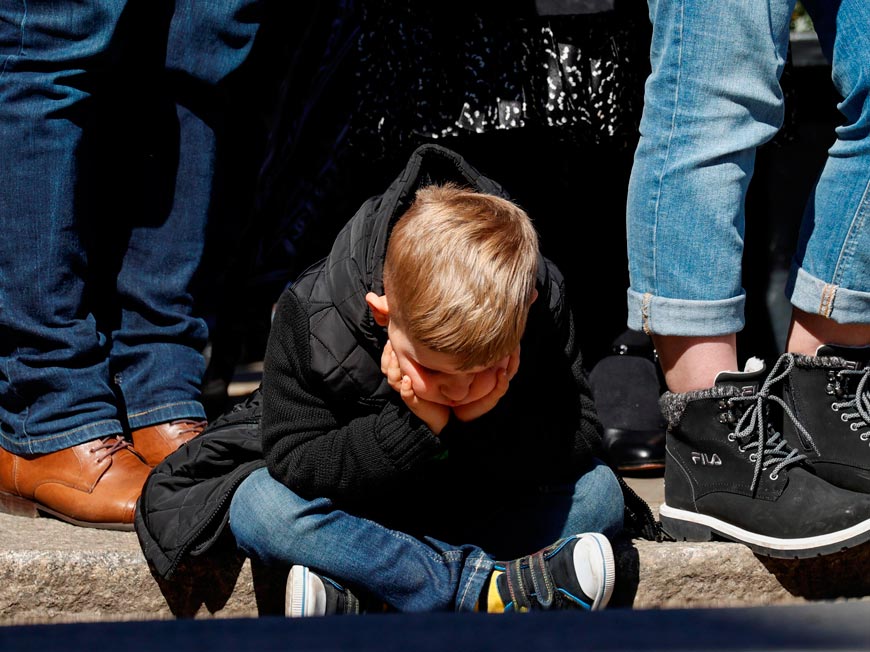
top-left (725, 353), bottom-right (810, 492)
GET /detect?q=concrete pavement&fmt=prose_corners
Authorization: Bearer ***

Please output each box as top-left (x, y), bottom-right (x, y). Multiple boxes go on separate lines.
top-left (5, 470), bottom-right (870, 625)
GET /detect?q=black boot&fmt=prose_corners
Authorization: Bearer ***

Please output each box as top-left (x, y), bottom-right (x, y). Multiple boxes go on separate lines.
top-left (660, 354), bottom-right (870, 558)
top-left (781, 345), bottom-right (870, 493)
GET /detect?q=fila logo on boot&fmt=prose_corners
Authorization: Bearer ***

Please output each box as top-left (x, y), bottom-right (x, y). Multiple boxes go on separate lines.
top-left (691, 452), bottom-right (723, 466)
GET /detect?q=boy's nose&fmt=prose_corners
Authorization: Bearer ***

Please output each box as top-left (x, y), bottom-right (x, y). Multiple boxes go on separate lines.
top-left (441, 375), bottom-right (474, 401)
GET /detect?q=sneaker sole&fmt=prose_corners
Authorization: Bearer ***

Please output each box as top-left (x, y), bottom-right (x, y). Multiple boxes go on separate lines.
top-left (286, 565), bottom-right (323, 617)
top-left (660, 503), bottom-right (870, 558)
top-left (573, 533), bottom-right (616, 610)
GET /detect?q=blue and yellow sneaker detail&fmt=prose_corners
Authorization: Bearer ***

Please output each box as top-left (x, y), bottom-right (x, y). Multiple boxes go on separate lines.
top-left (487, 533), bottom-right (616, 613)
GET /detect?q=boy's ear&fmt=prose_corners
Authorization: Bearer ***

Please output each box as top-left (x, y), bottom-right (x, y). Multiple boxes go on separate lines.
top-left (530, 289), bottom-right (539, 305)
top-left (365, 292), bottom-right (390, 327)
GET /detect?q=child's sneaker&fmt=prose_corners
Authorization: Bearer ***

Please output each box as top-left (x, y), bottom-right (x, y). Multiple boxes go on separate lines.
top-left (486, 533), bottom-right (615, 612)
top-left (285, 565), bottom-right (360, 616)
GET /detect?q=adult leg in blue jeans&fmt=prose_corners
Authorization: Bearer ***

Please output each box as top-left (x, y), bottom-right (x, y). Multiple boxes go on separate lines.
top-left (229, 459), bottom-right (623, 613)
top-left (0, 0), bottom-right (262, 528)
top-left (114, 0), bottom-right (262, 466)
top-left (626, 0), bottom-right (870, 557)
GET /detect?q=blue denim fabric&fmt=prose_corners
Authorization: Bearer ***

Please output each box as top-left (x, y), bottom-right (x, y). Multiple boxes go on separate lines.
top-left (788, 0), bottom-right (870, 321)
top-left (626, 0), bottom-right (870, 336)
top-left (229, 459), bottom-right (624, 613)
top-left (0, 1), bottom-right (261, 453)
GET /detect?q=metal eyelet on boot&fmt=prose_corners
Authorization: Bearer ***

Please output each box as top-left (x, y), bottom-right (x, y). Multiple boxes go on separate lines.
top-left (718, 399), bottom-right (738, 425)
top-left (769, 473), bottom-right (779, 481)
top-left (777, 349), bottom-right (870, 495)
top-left (826, 371), bottom-right (847, 398)
top-left (749, 453), bottom-right (757, 462)
top-left (826, 371), bottom-right (838, 396)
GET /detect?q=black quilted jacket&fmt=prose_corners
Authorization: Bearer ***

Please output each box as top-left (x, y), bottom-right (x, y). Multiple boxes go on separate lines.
top-left (135, 389), bottom-right (265, 579)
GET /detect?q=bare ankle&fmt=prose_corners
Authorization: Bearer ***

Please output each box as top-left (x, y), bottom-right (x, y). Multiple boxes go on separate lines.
top-left (787, 308), bottom-right (870, 356)
top-left (652, 334), bottom-right (738, 393)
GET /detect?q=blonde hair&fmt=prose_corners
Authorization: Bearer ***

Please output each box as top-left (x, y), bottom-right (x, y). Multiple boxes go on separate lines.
top-left (383, 183), bottom-right (539, 369)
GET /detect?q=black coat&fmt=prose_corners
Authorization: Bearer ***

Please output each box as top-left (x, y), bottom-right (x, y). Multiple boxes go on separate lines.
top-left (135, 390), bottom-right (265, 579)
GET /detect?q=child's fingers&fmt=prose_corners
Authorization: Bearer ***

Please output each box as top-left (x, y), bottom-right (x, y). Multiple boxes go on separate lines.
top-left (387, 351), bottom-right (403, 385)
top-left (455, 369), bottom-right (509, 422)
top-left (384, 352), bottom-right (400, 385)
top-left (380, 341), bottom-right (394, 376)
top-left (484, 369), bottom-right (510, 406)
top-left (400, 375), bottom-right (415, 400)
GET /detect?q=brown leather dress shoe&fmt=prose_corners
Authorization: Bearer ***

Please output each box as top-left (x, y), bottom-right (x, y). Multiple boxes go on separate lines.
top-left (0, 437), bottom-right (150, 530)
top-left (131, 419), bottom-right (206, 467)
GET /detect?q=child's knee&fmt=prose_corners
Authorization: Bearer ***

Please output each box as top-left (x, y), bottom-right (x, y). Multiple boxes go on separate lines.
top-left (229, 467), bottom-right (336, 564)
top-left (228, 469), bottom-right (270, 555)
top-left (229, 467), bottom-right (305, 557)
top-left (581, 459), bottom-right (626, 538)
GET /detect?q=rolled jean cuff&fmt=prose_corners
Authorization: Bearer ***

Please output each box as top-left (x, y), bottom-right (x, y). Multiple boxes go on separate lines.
top-left (0, 419), bottom-right (124, 455)
top-left (627, 288), bottom-right (746, 337)
top-left (787, 267), bottom-right (870, 325)
top-left (456, 552), bottom-right (494, 613)
top-left (126, 400), bottom-right (206, 430)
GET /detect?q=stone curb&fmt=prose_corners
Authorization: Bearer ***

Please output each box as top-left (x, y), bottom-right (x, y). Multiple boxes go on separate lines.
top-left (4, 510), bottom-right (870, 626)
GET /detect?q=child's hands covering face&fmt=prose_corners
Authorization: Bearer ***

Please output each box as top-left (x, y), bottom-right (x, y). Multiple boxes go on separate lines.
top-left (451, 345), bottom-right (520, 423)
top-left (381, 340), bottom-right (520, 433)
top-left (381, 340), bottom-right (451, 435)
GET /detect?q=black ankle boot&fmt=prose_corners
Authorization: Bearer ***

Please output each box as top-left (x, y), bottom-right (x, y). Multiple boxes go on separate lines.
top-left (660, 354), bottom-right (870, 558)
top-left (781, 345), bottom-right (870, 493)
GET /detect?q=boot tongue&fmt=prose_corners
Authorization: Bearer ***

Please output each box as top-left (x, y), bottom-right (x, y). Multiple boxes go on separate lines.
top-left (816, 344), bottom-right (870, 368)
top-left (713, 357), bottom-right (767, 395)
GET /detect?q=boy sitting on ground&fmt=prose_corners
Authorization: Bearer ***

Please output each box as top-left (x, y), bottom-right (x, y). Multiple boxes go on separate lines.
top-left (228, 145), bottom-right (627, 615)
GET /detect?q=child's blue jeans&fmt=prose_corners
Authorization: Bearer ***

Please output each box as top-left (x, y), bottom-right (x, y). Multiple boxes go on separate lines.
top-left (229, 458), bottom-right (624, 613)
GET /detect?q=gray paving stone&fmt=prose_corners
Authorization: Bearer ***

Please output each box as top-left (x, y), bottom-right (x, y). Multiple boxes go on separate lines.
top-left (5, 491), bottom-right (870, 626)
top-left (5, 474), bottom-right (870, 624)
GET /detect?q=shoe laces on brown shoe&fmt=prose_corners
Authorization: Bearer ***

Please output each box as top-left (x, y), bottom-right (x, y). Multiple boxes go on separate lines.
top-left (89, 436), bottom-right (135, 463)
top-left (131, 419), bottom-right (207, 467)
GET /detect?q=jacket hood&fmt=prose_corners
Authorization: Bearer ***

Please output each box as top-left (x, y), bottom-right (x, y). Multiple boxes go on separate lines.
top-left (294, 144), bottom-right (508, 401)
top-left (327, 143), bottom-right (506, 342)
